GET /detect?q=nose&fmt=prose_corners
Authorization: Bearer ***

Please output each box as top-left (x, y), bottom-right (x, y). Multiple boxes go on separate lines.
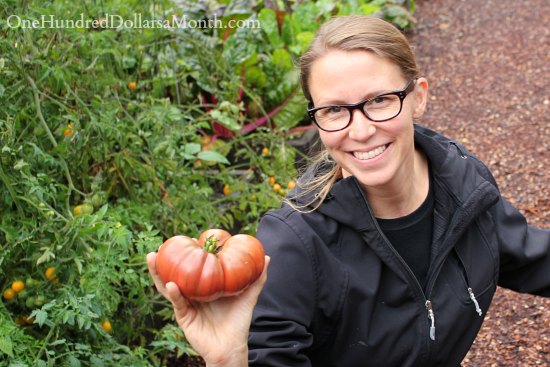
top-left (348, 108), bottom-right (376, 141)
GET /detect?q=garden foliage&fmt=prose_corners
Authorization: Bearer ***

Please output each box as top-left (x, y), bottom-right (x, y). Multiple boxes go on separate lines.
top-left (0, 0), bottom-right (415, 365)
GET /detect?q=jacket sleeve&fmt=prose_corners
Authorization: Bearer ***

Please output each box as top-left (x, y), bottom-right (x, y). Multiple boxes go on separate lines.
top-left (495, 197), bottom-right (550, 296)
top-left (248, 211), bottom-right (316, 367)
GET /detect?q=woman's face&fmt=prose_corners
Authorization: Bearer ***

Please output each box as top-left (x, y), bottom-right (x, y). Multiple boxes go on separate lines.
top-left (308, 49), bottom-right (428, 190)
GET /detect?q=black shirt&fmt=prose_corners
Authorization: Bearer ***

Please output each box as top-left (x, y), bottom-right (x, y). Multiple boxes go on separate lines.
top-left (377, 180), bottom-right (434, 290)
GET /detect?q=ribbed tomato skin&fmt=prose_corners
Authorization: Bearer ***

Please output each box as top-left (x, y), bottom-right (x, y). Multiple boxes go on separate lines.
top-left (156, 231), bottom-right (265, 302)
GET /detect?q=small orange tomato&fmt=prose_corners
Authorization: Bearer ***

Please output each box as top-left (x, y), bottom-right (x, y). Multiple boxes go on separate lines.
top-left (201, 135), bottom-right (212, 149)
top-left (100, 320), bottom-right (112, 333)
top-left (287, 180), bottom-right (296, 190)
top-left (127, 81), bottom-right (137, 90)
top-left (45, 267), bottom-right (57, 281)
top-left (11, 280), bottom-right (25, 293)
top-left (3, 288), bottom-right (16, 301)
top-left (268, 176), bottom-right (276, 185)
top-left (261, 147), bottom-right (270, 156)
top-left (223, 184), bottom-right (231, 196)
top-left (63, 123), bottom-right (75, 138)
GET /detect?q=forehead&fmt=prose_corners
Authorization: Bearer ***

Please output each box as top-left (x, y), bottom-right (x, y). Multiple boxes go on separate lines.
top-left (308, 49), bottom-right (405, 104)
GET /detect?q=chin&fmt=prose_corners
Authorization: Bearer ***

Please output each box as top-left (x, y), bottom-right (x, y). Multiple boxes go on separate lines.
top-left (344, 168), bottom-right (395, 189)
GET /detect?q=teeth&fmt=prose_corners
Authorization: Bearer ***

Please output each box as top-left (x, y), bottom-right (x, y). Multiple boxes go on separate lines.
top-left (353, 145), bottom-right (387, 160)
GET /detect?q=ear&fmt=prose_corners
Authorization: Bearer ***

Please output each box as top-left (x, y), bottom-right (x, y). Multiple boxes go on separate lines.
top-left (412, 77), bottom-right (429, 120)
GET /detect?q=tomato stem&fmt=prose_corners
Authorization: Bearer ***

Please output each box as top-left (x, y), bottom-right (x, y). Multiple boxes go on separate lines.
top-left (204, 235), bottom-right (220, 254)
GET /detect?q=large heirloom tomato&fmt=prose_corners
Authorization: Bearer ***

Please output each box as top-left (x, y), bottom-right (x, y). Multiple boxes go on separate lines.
top-left (156, 229), bottom-right (265, 302)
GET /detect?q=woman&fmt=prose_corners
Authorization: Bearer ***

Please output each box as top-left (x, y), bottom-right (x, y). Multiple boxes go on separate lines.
top-left (147, 15), bottom-right (550, 367)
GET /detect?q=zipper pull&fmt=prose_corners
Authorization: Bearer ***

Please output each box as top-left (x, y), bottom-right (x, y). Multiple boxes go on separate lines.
top-left (468, 288), bottom-right (483, 316)
top-left (425, 300), bottom-right (436, 341)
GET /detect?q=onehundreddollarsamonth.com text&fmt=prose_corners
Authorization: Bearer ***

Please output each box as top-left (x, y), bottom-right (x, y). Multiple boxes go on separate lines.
top-left (5, 13), bottom-right (262, 29)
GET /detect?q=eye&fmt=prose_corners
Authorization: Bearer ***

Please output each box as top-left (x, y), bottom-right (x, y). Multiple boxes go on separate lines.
top-left (371, 96), bottom-right (389, 104)
top-left (326, 106), bottom-right (343, 114)
top-left (316, 106), bottom-right (343, 118)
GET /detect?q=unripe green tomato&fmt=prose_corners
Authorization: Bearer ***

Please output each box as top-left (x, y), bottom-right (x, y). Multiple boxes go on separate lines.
top-left (25, 278), bottom-right (37, 288)
top-left (74, 203), bottom-right (94, 216)
top-left (91, 192), bottom-right (106, 208)
top-left (34, 295), bottom-right (47, 307)
top-left (26, 296), bottom-right (35, 308)
top-left (17, 289), bottom-right (29, 300)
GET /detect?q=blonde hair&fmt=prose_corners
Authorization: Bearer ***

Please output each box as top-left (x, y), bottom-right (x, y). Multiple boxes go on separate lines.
top-left (286, 15), bottom-right (420, 212)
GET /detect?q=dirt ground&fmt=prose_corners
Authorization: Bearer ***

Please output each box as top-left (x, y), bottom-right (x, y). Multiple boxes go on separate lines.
top-left (412, 0), bottom-right (549, 365)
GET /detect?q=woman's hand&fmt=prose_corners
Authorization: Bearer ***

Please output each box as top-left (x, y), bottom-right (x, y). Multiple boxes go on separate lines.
top-left (147, 251), bottom-right (270, 367)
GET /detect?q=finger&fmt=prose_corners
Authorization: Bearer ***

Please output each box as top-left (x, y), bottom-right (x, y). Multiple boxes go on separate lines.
top-left (146, 252), bottom-right (169, 295)
top-left (242, 256), bottom-right (271, 303)
top-left (165, 281), bottom-right (191, 322)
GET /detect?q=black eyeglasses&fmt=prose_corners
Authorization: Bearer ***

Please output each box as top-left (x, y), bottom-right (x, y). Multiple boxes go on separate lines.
top-left (307, 79), bottom-right (417, 132)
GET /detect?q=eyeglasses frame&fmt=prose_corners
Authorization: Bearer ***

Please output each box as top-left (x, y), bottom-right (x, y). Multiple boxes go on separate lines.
top-left (307, 79), bottom-right (417, 132)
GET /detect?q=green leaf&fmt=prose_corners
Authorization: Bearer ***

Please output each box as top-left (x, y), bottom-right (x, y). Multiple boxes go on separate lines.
top-left (361, 4), bottom-right (381, 15)
top-left (0, 336), bottom-right (13, 357)
top-left (295, 32), bottom-right (315, 54)
top-left (197, 150), bottom-right (230, 165)
top-left (184, 143), bottom-right (201, 156)
top-left (258, 8), bottom-right (283, 49)
top-left (33, 309), bottom-right (48, 327)
top-left (244, 66), bottom-right (267, 88)
top-left (67, 355), bottom-right (82, 367)
top-left (222, 21), bottom-right (261, 65)
top-left (272, 89), bottom-right (308, 131)
top-left (271, 49), bottom-right (293, 70)
top-left (122, 56), bottom-right (137, 70)
top-left (13, 159), bottom-right (28, 170)
top-left (225, 0), bottom-right (253, 16)
top-left (50, 339), bottom-right (67, 346)
top-left (36, 247), bottom-right (55, 265)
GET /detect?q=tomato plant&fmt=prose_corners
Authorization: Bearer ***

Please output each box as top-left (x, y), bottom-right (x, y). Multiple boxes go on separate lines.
top-left (156, 230), bottom-right (265, 302)
top-left (0, 0), bottom-right (414, 364)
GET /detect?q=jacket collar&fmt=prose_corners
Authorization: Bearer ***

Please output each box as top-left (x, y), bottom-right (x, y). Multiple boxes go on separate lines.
top-left (292, 125), bottom-right (500, 232)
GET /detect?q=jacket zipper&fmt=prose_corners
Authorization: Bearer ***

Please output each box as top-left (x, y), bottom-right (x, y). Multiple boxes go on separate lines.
top-left (454, 249), bottom-right (483, 316)
top-left (373, 222), bottom-right (437, 344)
top-left (425, 300), bottom-right (436, 340)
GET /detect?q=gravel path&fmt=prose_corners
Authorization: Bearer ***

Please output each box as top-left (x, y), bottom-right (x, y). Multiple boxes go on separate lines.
top-left (411, 0), bottom-right (549, 365)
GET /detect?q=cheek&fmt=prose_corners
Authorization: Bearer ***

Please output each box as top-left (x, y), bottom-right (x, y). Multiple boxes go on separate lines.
top-left (318, 130), bottom-right (343, 151)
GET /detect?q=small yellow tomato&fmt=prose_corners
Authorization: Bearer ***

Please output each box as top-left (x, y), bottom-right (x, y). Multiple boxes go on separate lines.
top-left (101, 320), bottom-right (112, 333)
top-left (287, 180), bottom-right (297, 190)
top-left (261, 147), bottom-right (270, 156)
top-left (272, 183), bottom-right (281, 192)
top-left (223, 184), bottom-right (231, 196)
top-left (45, 267), bottom-right (57, 281)
top-left (11, 280), bottom-right (25, 293)
top-left (3, 288), bottom-right (16, 301)
top-left (127, 81), bottom-right (137, 90)
top-left (63, 123), bottom-right (75, 138)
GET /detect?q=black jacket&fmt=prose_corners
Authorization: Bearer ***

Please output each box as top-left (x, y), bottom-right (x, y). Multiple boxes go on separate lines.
top-left (249, 125), bottom-right (550, 367)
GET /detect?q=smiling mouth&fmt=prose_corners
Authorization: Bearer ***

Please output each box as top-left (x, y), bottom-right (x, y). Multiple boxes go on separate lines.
top-left (352, 144), bottom-right (388, 160)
